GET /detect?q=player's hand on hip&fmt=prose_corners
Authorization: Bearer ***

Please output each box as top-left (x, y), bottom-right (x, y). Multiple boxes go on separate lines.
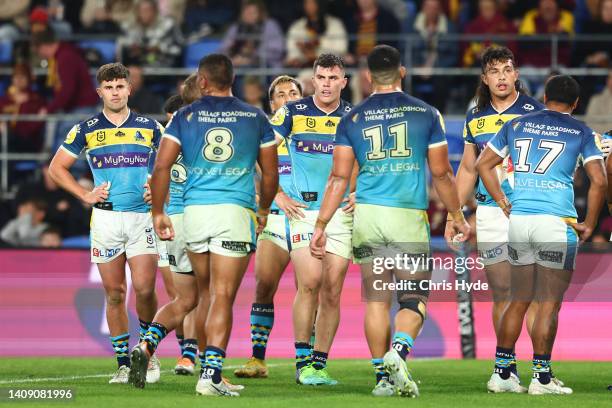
top-left (570, 222), bottom-right (593, 243)
top-left (154, 213), bottom-right (175, 241)
top-left (309, 228), bottom-right (327, 259)
top-left (256, 215), bottom-right (268, 234)
top-left (143, 182), bottom-right (152, 205)
top-left (83, 182), bottom-right (109, 205)
top-left (274, 191), bottom-right (307, 220)
top-left (342, 192), bottom-right (356, 214)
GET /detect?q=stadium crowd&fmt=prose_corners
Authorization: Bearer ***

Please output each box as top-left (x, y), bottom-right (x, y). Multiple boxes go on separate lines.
top-left (0, 0), bottom-right (611, 245)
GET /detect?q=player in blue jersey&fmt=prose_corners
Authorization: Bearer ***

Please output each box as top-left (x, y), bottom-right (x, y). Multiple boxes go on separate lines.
top-left (447, 46), bottom-right (544, 390)
top-left (48, 63), bottom-right (163, 384)
top-left (311, 45), bottom-right (471, 397)
top-left (269, 54), bottom-right (355, 386)
top-left (132, 54), bottom-right (278, 396)
top-left (234, 75), bottom-right (304, 378)
top-left (476, 75), bottom-right (607, 395)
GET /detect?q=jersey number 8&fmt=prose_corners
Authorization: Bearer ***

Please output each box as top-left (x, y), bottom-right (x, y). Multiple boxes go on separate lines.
top-left (202, 128), bottom-right (234, 162)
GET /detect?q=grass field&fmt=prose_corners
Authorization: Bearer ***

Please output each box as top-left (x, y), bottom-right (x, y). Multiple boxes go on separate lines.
top-left (0, 358), bottom-right (611, 407)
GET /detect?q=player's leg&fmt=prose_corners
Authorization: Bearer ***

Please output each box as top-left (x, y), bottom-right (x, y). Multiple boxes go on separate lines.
top-left (235, 213), bottom-right (290, 378)
top-left (158, 257), bottom-right (185, 358)
top-left (175, 308), bottom-right (198, 375)
top-left (191, 251), bottom-right (210, 375)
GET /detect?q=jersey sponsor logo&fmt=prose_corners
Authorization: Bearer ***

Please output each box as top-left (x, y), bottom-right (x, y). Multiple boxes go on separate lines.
top-left (221, 241), bottom-right (249, 252)
top-left (295, 139), bottom-right (334, 154)
top-left (478, 245), bottom-right (504, 259)
top-left (475, 192), bottom-right (487, 203)
top-left (508, 245), bottom-right (518, 261)
top-left (522, 103), bottom-right (534, 111)
top-left (168, 254), bottom-right (177, 266)
top-left (86, 118), bottom-right (98, 128)
top-left (278, 161), bottom-right (292, 175)
top-left (171, 162), bottom-right (188, 183)
top-left (538, 250), bottom-right (563, 263)
top-left (90, 152), bottom-right (150, 168)
top-left (92, 247), bottom-right (121, 258)
top-left (291, 232), bottom-right (312, 243)
top-left (300, 191), bottom-right (318, 202)
top-left (295, 103), bottom-right (308, 110)
top-left (344, 105), bottom-right (352, 112)
top-left (135, 116), bottom-right (149, 123)
top-left (96, 131), bottom-right (106, 142)
top-left (353, 245), bottom-right (374, 260)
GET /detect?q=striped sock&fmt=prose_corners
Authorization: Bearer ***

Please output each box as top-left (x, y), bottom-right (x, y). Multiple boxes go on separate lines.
top-left (176, 333), bottom-right (185, 355)
top-left (391, 332), bottom-right (414, 360)
top-left (494, 347), bottom-right (514, 380)
top-left (110, 333), bottom-right (130, 368)
top-left (372, 358), bottom-right (388, 383)
top-left (203, 346), bottom-right (225, 383)
top-left (143, 322), bottom-right (168, 356)
top-left (138, 319), bottom-right (151, 343)
top-left (250, 303), bottom-right (274, 360)
top-left (198, 351), bottom-right (206, 371)
top-left (532, 354), bottom-right (552, 384)
top-left (182, 338), bottom-right (198, 364)
top-left (295, 342), bottom-right (311, 370)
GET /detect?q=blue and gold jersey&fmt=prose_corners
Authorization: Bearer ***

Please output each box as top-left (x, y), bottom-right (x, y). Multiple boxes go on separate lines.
top-left (464, 93), bottom-right (544, 206)
top-left (335, 91), bottom-right (446, 209)
top-left (270, 96), bottom-right (352, 210)
top-left (489, 110), bottom-right (603, 218)
top-left (164, 96), bottom-right (276, 210)
top-left (61, 110), bottom-right (162, 213)
top-left (271, 137), bottom-right (292, 212)
top-left (166, 153), bottom-right (187, 216)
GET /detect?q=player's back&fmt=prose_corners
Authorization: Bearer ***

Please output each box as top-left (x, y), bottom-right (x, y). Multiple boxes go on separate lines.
top-left (492, 110), bottom-right (602, 218)
top-left (336, 91), bottom-right (446, 209)
top-left (164, 96), bottom-right (275, 210)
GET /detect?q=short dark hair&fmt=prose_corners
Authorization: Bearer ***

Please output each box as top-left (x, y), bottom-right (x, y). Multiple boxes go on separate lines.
top-left (544, 75), bottom-right (580, 106)
top-left (31, 28), bottom-right (57, 47)
top-left (96, 63), bottom-right (130, 84)
top-left (313, 53), bottom-right (345, 72)
top-left (480, 45), bottom-right (516, 74)
top-left (367, 45), bottom-right (401, 85)
top-left (198, 54), bottom-right (233, 90)
top-left (268, 75), bottom-right (303, 100)
top-left (163, 94), bottom-right (184, 114)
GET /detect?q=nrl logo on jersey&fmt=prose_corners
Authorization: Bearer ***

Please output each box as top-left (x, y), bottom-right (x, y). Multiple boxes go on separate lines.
top-left (476, 118), bottom-right (485, 129)
top-left (306, 117), bottom-right (316, 128)
top-left (96, 131), bottom-right (106, 142)
top-left (295, 104), bottom-right (308, 110)
top-left (86, 118), bottom-right (99, 128)
top-left (135, 116), bottom-right (149, 123)
top-left (522, 103), bottom-right (534, 111)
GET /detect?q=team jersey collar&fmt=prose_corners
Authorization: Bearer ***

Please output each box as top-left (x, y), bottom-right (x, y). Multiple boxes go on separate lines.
top-left (312, 96), bottom-right (343, 115)
top-left (543, 108), bottom-right (572, 115)
top-left (101, 108), bottom-right (132, 128)
top-left (489, 91), bottom-right (520, 114)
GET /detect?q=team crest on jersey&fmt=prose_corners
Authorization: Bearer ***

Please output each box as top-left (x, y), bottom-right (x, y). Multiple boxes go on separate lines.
top-left (295, 103), bottom-right (308, 110)
top-left (135, 116), bottom-right (149, 123)
top-left (522, 103), bottom-right (534, 111)
top-left (306, 118), bottom-right (316, 128)
top-left (352, 113), bottom-right (359, 122)
top-left (495, 119), bottom-right (504, 126)
top-left (186, 112), bottom-right (193, 122)
top-left (96, 131), bottom-right (106, 142)
top-left (86, 118), bottom-right (98, 128)
top-left (270, 106), bottom-right (288, 125)
top-left (134, 131), bottom-right (146, 142)
top-left (512, 121), bottom-right (521, 131)
top-left (115, 130), bottom-right (126, 137)
top-left (476, 118), bottom-right (485, 129)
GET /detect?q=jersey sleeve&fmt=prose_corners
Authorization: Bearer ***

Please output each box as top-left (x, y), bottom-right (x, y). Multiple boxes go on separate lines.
top-left (269, 105), bottom-right (293, 139)
top-left (334, 116), bottom-right (352, 148)
top-left (488, 121), bottom-right (510, 157)
top-left (60, 123), bottom-right (86, 158)
top-left (581, 128), bottom-right (604, 164)
top-left (152, 120), bottom-right (164, 149)
top-left (162, 111), bottom-right (182, 146)
top-left (259, 112), bottom-right (276, 148)
top-left (428, 109), bottom-right (447, 148)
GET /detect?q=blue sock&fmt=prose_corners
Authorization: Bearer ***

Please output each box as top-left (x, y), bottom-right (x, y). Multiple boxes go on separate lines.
top-left (110, 333), bottom-right (130, 368)
top-left (138, 319), bottom-right (151, 343)
top-left (176, 333), bottom-right (185, 355)
top-left (295, 342), bottom-right (312, 370)
top-left (372, 358), bottom-right (388, 383)
top-left (198, 351), bottom-right (206, 370)
top-left (143, 322), bottom-right (168, 355)
top-left (250, 303), bottom-right (274, 360)
top-left (509, 351), bottom-right (518, 376)
top-left (203, 346), bottom-right (225, 384)
top-left (532, 354), bottom-right (552, 384)
top-left (182, 338), bottom-right (198, 364)
top-left (312, 350), bottom-right (328, 370)
top-left (391, 332), bottom-right (414, 360)
top-left (494, 346), bottom-right (514, 380)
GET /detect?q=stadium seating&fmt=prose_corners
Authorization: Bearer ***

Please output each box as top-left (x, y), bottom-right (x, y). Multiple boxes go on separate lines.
top-left (78, 40), bottom-right (117, 64)
top-left (0, 41), bottom-right (13, 64)
top-left (183, 39), bottom-right (222, 68)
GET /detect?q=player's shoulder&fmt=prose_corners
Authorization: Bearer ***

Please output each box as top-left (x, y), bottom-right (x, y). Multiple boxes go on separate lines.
top-left (516, 93), bottom-right (544, 113)
top-left (129, 112), bottom-right (161, 130)
top-left (339, 98), bottom-right (353, 114)
top-left (78, 111), bottom-right (105, 132)
top-left (285, 96), bottom-right (313, 114)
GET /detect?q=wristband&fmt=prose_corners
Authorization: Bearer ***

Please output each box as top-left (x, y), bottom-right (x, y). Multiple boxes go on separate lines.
top-left (496, 197), bottom-right (511, 210)
top-left (315, 217), bottom-right (329, 230)
top-left (256, 207), bottom-right (270, 218)
top-left (447, 210), bottom-right (465, 223)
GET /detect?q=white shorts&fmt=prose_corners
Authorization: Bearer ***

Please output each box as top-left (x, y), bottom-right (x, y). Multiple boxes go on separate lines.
top-left (289, 209), bottom-right (353, 259)
top-left (257, 212), bottom-right (290, 252)
top-left (90, 208), bottom-right (157, 263)
top-left (167, 213), bottom-right (193, 273)
top-left (156, 238), bottom-right (169, 268)
top-left (508, 214), bottom-right (579, 270)
top-left (184, 204), bottom-right (256, 257)
top-left (476, 205), bottom-right (509, 266)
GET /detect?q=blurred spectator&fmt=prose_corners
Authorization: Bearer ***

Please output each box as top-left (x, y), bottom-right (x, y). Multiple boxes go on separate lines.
top-left (411, 0), bottom-right (457, 111)
top-left (14, 160), bottom-right (90, 238)
top-left (40, 225), bottom-right (62, 248)
top-left (462, 0), bottom-right (516, 68)
top-left (221, 0), bottom-right (285, 68)
top-left (158, 0), bottom-right (188, 25)
top-left (183, 0), bottom-right (238, 37)
top-left (285, 0), bottom-right (348, 68)
top-left (81, 0), bottom-right (136, 29)
top-left (31, 28), bottom-right (99, 151)
top-left (343, 0), bottom-right (401, 66)
top-left (29, 5), bottom-right (72, 37)
top-left (0, 198), bottom-right (48, 247)
top-left (0, 64), bottom-right (45, 153)
top-left (127, 65), bottom-right (163, 114)
top-left (265, 0), bottom-right (304, 32)
top-left (118, 0), bottom-right (184, 67)
top-left (241, 75), bottom-right (265, 110)
top-left (585, 70), bottom-right (612, 133)
top-left (574, 0), bottom-right (612, 68)
top-left (0, 0), bottom-right (30, 41)
top-left (297, 69), bottom-right (316, 97)
top-left (518, 0), bottom-right (575, 67)
top-left (79, 1), bottom-right (121, 33)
